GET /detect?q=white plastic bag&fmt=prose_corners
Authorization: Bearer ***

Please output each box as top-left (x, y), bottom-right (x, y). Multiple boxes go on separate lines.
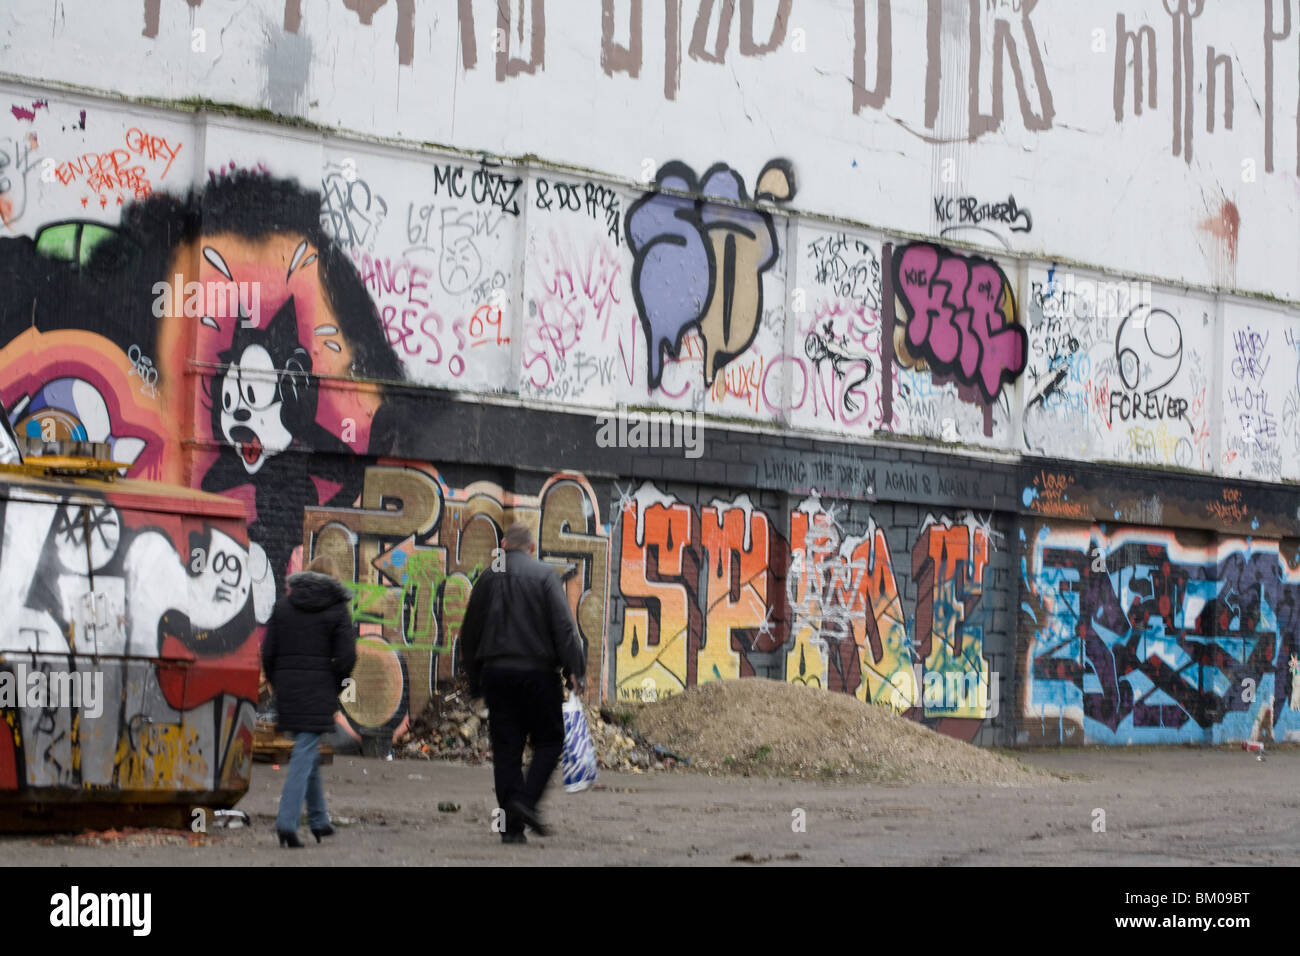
top-left (561, 692), bottom-right (598, 792)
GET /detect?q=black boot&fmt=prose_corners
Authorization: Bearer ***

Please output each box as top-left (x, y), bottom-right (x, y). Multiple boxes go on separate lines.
top-left (278, 831), bottom-right (304, 848)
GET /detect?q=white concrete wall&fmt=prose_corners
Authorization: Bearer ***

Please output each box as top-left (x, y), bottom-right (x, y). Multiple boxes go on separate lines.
top-left (3, 0), bottom-right (1297, 299)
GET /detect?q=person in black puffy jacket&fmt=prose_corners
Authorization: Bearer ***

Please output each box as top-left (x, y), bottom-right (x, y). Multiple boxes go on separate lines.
top-left (262, 554), bottom-right (356, 848)
top-left (459, 522), bottom-right (586, 844)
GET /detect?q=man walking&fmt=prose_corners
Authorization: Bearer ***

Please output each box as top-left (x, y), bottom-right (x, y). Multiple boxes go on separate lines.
top-left (459, 522), bottom-right (586, 844)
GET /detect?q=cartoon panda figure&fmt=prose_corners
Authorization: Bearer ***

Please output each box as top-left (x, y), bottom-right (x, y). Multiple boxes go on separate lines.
top-left (201, 296), bottom-right (361, 591)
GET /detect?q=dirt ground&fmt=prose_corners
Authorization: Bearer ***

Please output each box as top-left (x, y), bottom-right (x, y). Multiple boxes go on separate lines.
top-left (3, 746), bottom-right (1298, 866)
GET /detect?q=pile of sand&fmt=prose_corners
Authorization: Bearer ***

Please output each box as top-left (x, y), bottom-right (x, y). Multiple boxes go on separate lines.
top-left (632, 679), bottom-right (1045, 785)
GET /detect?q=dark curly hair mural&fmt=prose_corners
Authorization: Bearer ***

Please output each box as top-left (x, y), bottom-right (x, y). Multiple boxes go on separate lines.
top-left (0, 170), bottom-right (406, 591)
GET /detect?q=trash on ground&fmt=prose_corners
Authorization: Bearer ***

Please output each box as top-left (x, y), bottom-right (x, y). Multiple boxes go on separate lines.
top-left (212, 809), bottom-right (249, 829)
top-left (393, 684), bottom-right (670, 774)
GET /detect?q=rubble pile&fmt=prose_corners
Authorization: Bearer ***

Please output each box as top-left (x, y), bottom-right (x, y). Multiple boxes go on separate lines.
top-left (394, 686), bottom-right (685, 773)
top-left (587, 704), bottom-right (688, 773)
top-left (395, 689), bottom-right (492, 764)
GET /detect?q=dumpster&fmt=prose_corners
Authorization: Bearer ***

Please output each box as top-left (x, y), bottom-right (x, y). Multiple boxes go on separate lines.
top-left (0, 437), bottom-right (267, 831)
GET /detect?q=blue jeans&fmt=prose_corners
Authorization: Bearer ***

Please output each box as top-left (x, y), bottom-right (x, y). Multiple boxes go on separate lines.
top-left (276, 732), bottom-right (330, 834)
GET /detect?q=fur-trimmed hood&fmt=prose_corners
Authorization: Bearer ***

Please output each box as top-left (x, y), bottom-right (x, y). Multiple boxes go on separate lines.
top-left (263, 571), bottom-right (358, 734)
top-left (287, 571), bottom-right (352, 612)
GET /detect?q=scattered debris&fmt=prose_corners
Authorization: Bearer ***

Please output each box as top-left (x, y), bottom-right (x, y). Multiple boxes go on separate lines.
top-left (652, 744), bottom-right (690, 765)
top-left (41, 827), bottom-right (209, 848)
top-left (436, 802), bottom-right (461, 813)
top-left (212, 809), bottom-right (249, 829)
top-left (395, 690), bottom-right (491, 765)
top-left (395, 685), bottom-right (674, 774)
top-left (586, 706), bottom-right (661, 772)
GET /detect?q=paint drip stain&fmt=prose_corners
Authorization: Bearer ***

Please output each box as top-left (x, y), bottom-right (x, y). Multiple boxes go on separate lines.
top-left (1199, 200), bottom-right (1240, 264)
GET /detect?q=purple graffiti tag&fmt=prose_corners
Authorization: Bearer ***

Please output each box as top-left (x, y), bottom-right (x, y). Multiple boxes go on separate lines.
top-left (625, 159), bottom-right (792, 389)
top-left (893, 242), bottom-right (1027, 403)
top-left (624, 163), bottom-right (711, 389)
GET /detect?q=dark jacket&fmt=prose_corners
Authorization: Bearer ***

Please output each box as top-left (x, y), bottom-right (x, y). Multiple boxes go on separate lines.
top-left (261, 571), bottom-right (357, 733)
top-left (458, 548), bottom-right (585, 695)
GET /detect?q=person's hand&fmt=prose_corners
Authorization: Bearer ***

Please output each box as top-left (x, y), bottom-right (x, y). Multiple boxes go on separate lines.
top-left (567, 674), bottom-right (586, 695)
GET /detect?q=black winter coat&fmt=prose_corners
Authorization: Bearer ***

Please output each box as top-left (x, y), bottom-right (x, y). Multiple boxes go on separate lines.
top-left (458, 548), bottom-right (586, 696)
top-left (261, 571), bottom-right (357, 733)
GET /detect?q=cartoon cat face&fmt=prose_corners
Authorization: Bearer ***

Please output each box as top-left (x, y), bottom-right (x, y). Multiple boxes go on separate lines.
top-left (219, 343), bottom-right (292, 474)
top-left (210, 296), bottom-right (314, 476)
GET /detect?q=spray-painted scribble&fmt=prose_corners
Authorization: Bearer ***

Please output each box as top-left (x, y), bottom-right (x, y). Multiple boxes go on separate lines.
top-left (1023, 525), bottom-right (1300, 745)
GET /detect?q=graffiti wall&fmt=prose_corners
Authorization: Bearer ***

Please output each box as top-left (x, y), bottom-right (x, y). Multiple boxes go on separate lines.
top-left (609, 483), bottom-right (1009, 742)
top-left (1020, 524), bottom-right (1300, 745)
top-left (6, 88), bottom-right (1300, 483)
top-left (1218, 300), bottom-right (1300, 483)
top-left (2, 28), bottom-right (1300, 750)
top-left (305, 465), bottom-right (609, 743)
top-left (1022, 267), bottom-right (1215, 470)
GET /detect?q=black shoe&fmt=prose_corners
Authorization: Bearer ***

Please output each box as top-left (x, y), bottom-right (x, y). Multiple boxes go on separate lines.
top-left (278, 831), bottom-right (304, 848)
top-left (311, 826), bottom-right (335, 843)
top-left (501, 831), bottom-right (527, 845)
top-left (507, 799), bottom-right (550, 837)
